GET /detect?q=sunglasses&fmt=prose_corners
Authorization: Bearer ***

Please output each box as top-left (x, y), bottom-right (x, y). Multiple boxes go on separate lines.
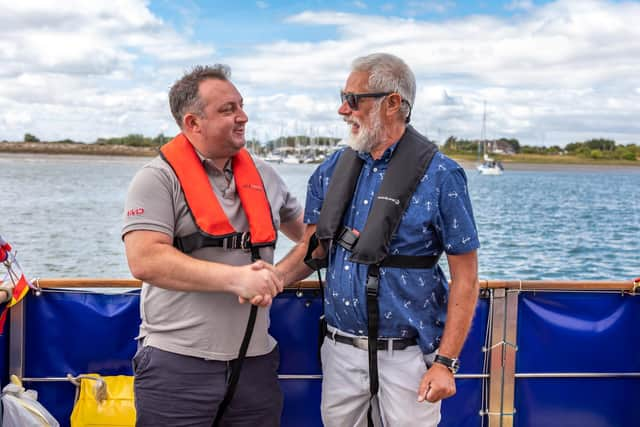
top-left (340, 91), bottom-right (392, 110)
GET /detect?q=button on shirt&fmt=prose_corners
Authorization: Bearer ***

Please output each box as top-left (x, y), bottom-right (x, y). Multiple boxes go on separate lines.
top-left (304, 144), bottom-right (479, 354)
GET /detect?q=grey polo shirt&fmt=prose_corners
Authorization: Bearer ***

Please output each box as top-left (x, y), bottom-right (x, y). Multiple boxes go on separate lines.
top-left (122, 153), bottom-right (301, 361)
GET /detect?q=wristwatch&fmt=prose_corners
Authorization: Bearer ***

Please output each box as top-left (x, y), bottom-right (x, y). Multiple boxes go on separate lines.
top-left (434, 354), bottom-right (460, 374)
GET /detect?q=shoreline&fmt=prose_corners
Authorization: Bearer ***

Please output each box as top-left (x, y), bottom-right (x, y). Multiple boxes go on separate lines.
top-left (1, 142), bottom-right (639, 170)
top-left (0, 142), bottom-right (157, 157)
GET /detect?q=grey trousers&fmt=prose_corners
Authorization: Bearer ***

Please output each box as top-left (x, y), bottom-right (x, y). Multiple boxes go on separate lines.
top-left (321, 327), bottom-right (441, 427)
top-left (133, 345), bottom-right (283, 427)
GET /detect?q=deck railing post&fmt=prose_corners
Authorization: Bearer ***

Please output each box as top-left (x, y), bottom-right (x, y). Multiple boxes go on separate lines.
top-left (8, 295), bottom-right (26, 379)
top-left (487, 288), bottom-right (519, 427)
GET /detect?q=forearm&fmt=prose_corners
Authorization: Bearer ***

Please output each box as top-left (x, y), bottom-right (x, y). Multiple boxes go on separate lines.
top-left (277, 242), bottom-right (314, 287)
top-left (276, 223), bottom-right (319, 286)
top-left (127, 240), bottom-right (240, 293)
top-left (438, 250), bottom-right (479, 358)
top-left (437, 279), bottom-right (479, 358)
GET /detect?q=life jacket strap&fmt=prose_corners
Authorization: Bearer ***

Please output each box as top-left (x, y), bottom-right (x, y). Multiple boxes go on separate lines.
top-left (366, 264), bottom-right (380, 427)
top-left (380, 254), bottom-right (441, 269)
top-left (212, 246), bottom-right (261, 427)
top-left (304, 234), bottom-right (328, 270)
top-left (174, 231), bottom-right (271, 254)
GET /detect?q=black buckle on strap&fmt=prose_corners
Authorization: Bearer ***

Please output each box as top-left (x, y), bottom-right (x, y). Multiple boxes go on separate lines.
top-left (336, 226), bottom-right (359, 251)
top-left (366, 265), bottom-right (380, 298)
top-left (223, 232), bottom-right (251, 251)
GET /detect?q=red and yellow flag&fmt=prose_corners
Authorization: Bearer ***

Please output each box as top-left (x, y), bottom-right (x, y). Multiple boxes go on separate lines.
top-left (0, 275), bottom-right (30, 332)
top-left (0, 237), bottom-right (31, 333)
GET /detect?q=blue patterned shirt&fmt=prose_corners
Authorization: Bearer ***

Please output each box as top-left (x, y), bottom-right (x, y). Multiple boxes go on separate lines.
top-left (304, 142), bottom-right (479, 353)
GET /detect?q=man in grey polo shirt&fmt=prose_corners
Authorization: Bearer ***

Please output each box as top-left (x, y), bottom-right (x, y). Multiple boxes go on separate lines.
top-left (123, 64), bottom-right (304, 426)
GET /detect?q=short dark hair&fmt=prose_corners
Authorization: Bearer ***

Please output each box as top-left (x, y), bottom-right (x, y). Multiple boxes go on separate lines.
top-left (169, 64), bottom-right (231, 128)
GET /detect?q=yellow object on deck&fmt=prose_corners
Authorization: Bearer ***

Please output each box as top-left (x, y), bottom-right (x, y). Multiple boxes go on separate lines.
top-left (69, 374), bottom-right (135, 427)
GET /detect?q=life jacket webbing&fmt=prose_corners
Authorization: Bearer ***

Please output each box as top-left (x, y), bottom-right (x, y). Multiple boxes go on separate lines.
top-left (212, 249), bottom-right (260, 427)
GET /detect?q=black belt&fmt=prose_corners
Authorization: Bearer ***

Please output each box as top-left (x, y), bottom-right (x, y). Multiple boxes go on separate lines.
top-left (325, 329), bottom-right (417, 351)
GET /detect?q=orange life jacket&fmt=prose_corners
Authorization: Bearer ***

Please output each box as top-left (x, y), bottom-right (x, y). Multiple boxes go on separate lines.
top-left (160, 134), bottom-right (276, 253)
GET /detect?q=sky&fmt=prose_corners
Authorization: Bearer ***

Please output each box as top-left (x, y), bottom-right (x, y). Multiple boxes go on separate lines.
top-left (1, 0), bottom-right (639, 147)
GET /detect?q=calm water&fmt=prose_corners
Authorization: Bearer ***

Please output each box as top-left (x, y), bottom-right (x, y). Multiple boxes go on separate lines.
top-left (1, 153), bottom-right (639, 281)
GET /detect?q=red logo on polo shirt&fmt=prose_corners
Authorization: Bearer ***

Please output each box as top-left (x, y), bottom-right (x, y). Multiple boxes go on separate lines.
top-left (127, 207), bottom-right (145, 217)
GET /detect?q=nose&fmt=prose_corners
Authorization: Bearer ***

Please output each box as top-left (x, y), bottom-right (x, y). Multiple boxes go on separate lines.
top-left (237, 107), bottom-right (248, 123)
top-left (338, 100), bottom-right (351, 116)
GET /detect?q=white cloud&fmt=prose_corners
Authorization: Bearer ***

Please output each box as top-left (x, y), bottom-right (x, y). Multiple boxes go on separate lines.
top-left (236, 0), bottom-right (640, 146)
top-left (1, 0), bottom-right (640, 147)
top-left (0, 0), bottom-right (213, 141)
top-left (256, 1), bottom-right (269, 9)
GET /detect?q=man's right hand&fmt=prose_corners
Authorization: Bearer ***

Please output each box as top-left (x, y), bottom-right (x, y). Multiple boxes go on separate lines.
top-left (234, 260), bottom-right (283, 307)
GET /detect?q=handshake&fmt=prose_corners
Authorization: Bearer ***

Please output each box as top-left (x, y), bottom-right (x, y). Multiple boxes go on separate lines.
top-left (233, 260), bottom-right (287, 307)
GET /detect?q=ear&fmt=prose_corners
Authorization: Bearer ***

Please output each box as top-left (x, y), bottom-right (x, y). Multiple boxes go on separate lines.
top-left (385, 93), bottom-right (403, 118)
top-left (183, 113), bottom-right (200, 133)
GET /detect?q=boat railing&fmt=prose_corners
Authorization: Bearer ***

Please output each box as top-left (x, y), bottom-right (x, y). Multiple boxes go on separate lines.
top-left (5, 278), bottom-right (640, 427)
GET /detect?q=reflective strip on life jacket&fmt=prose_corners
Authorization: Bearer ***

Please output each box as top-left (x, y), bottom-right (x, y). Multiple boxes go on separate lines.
top-left (160, 134), bottom-right (276, 246)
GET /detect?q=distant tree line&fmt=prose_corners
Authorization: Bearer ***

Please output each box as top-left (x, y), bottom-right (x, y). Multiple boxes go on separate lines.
top-left (95, 133), bottom-right (171, 147)
top-left (22, 133), bottom-right (172, 147)
top-left (20, 133), bottom-right (340, 151)
top-left (442, 136), bottom-right (637, 161)
top-left (18, 132), bottom-right (638, 161)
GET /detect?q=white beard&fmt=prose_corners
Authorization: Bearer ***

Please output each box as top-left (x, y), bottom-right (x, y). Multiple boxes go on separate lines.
top-left (346, 102), bottom-right (384, 153)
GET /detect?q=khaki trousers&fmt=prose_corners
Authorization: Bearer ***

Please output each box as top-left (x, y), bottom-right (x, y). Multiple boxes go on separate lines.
top-left (320, 327), bottom-right (441, 427)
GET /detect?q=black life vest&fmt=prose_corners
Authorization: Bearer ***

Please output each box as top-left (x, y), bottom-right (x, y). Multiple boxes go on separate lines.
top-left (313, 125), bottom-right (440, 268)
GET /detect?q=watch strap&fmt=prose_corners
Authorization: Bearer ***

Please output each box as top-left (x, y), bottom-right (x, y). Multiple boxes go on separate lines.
top-left (434, 354), bottom-right (460, 373)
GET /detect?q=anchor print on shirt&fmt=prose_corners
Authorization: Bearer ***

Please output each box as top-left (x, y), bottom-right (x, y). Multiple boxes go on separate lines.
top-left (425, 200), bottom-right (432, 211)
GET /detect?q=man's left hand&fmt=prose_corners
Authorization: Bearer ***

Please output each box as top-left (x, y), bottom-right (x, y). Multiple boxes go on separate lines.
top-left (417, 362), bottom-right (456, 403)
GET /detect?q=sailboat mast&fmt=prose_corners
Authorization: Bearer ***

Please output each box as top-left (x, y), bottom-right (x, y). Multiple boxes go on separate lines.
top-left (482, 100), bottom-right (487, 156)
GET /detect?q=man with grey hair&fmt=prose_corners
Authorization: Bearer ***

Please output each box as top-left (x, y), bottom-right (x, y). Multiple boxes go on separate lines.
top-left (278, 53), bottom-right (479, 426)
top-left (123, 64), bottom-right (304, 426)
